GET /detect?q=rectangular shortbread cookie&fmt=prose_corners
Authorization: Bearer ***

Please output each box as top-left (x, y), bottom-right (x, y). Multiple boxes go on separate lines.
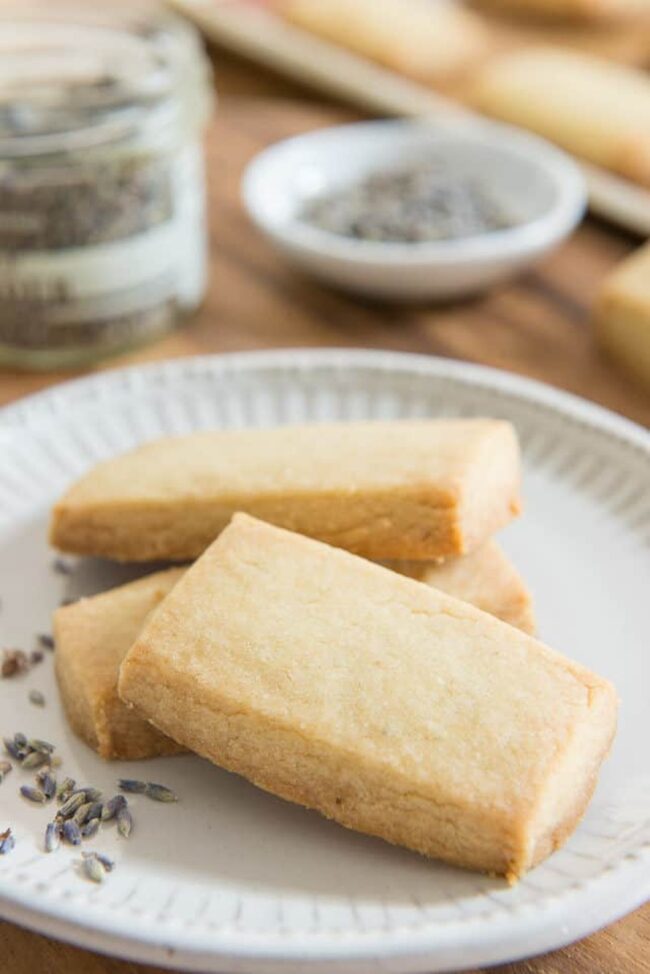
top-left (595, 241), bottom-right (650, 391)
top-left (50, 419), bottom-right (521, 563)
top-left (119, 514), bottom-right (617, 878)
top-left (390, 538), bottom-right (535, 635)
top-left (54, 542), bottom-right (534, 761)
top-left (472, 47), bottom-right (650, 187)
top-left (278, 0), bottom-right (488, 82)
top-left (54, 569), bottom-right (186, 761)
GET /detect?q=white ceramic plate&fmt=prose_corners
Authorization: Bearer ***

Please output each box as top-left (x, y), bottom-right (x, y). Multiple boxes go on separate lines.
top-left (0, 349), bottom-right (648, 973)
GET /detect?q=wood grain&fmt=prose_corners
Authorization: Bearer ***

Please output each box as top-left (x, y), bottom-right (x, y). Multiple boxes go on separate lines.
top-left (0, 80), bottom-right (648, 974)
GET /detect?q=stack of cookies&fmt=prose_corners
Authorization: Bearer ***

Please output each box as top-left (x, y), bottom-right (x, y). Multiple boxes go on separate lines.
top-left (50, 419), bottom-right (617, 881)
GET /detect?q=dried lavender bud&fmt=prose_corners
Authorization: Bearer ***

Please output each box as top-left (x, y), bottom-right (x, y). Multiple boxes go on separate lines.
top-left (86, 801), bottom-right (103, 822)
top-left (81, 818), bottom-right (100, 839)
top-left (3, 739), bottom-right (16, 757)
top-left (62, 820), bottom-right (82, 846)
top-left (75, 787), bottom-right (102, 802)
top-left (101, 795), bottom-right (126, 820)
top-left (1, 649), bottom-right (29, 678)
top-left (37, 771), bottom-right (57, 801)
top-left (84, 850), bottom-right (114, 872)
top-left (28, 689), bottom-right (45, 707)
top-left (21, 785), bottom-right (46, 803)
top-left (4, 738), bottom-right (23, 761)
top-left (118, 779), bottom-right (147, 794)
top-left (82, 853), bottom-right (106, 883)
top-left (146, 783), bottom-right (178, 803)
top-left (117, 806), bottom-right (133, 838)
top-left (59, 792), bottom-right (87, 818)
top-left (0, 828), bottom-right (15, 854)
top-left (21, 751), bottom-right (48, 770)
top-left (73, 802), bottom-right (94, 826)
top-left (57, 777), bottom-right (75, 802)
top-left (27, 739), bottom-right (54, 754)
top-left (44, 822), bottom-right (60, 852)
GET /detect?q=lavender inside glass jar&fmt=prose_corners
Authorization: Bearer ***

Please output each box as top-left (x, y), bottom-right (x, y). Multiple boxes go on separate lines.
top-left (0, 1), bottom-right (213, 369)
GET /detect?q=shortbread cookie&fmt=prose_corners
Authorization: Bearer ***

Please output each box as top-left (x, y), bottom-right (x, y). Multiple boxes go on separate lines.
top-left (391, 539), bottom-right (535, 634)
top-left (278, 0), bottom-right (487, 82)
top-left (53, 542), bottom-right (534, 760)
top-left (50, 419), bottom-right (521, 563)
top-left (119, 514), bottom-right (617, 878)
top-left (472, 47), bottom-right (650, 187)
top-left (595, 241), bottom-right (650, 391)
top-left (54, 569), bottom-right (186, 760)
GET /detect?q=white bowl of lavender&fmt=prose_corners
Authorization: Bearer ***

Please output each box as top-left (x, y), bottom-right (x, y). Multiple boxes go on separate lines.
top-left (241, 117), bottom-right (586, 301)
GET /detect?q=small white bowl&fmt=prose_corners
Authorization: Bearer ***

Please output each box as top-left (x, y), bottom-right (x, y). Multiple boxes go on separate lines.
top-left (241, 117), bottom-right (587, 301)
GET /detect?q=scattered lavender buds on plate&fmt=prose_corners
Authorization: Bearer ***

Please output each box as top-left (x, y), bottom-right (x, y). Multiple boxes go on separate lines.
top-left (36, 771), bottom-right (56, 801)
top-left (74, 801), bottom-right (102, 826)
top-left (86, 801), bottom-right (103, 822)
top-left (79, 787), bottom-right (102, 802)
top-left (21, 751), bottom-right (48, 770)
top-left (62, 820), bottom-right (82, 846)
top-left (84, 850), bottom-right (114, 873)
top-left (1, 649), bottom-right (29, 678)
top-left (20, 785), bottom-right (46, 804)
top-left (118, 779), bottom-right (147, 794)
top-left (117, 806), bottom-right (133, 838)
top-left (73, 802), bottom-right (94, 826)
top-left (44, 822), bottom-right (60, 853)
top-left (57, 777), bottom-right (75, 802)
top-left (81, 818), bottom-right (100, 839)
top-left (146, 783), bottom-right (178, 803)
top-left (118, 779), bottom-right (178, 802)
top-left (28, 739), bottom-right (54, 755)
top-left (102, 795), bottom-right (127, 820)
top-left (0, 828), bottom-right (15, 855)
top-left (59, 792), bottom-right (86, 819)
top-left (3, 737), bottom-right (23, 761)
top-left (81, 853), bottom-right (106, 883)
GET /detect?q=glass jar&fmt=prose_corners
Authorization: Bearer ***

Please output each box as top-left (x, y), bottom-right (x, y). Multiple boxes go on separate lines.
top-left (0, 0), bottom-right (213, 369)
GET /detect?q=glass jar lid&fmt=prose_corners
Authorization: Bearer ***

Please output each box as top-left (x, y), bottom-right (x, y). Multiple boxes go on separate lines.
top-left (0, 0), bottom-right (212, 157)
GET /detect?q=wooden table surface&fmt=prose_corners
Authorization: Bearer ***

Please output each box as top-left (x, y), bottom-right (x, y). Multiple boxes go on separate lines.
top-left (1, 48), bottom-right (648, 974)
